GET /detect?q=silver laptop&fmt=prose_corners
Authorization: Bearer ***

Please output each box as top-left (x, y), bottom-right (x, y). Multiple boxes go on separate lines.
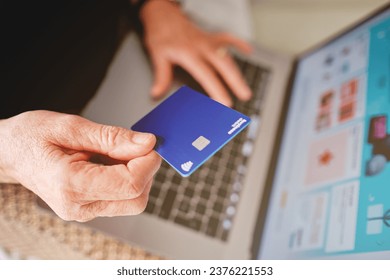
top-left (82, 3), bottom-right (390, 259)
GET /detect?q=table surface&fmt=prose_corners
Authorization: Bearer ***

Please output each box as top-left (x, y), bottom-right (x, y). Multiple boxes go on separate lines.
top-left (0, 184), bottom-right (163, 260)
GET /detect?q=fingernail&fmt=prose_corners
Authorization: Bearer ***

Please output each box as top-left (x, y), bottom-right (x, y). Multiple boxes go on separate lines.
top-left (150, 85), bottom-right (159, 97)
top-left (241, 86), bottom-right (252, 101)
top-left (222, 99), bottom-right (233, 108)
top-left (133, 133), bottom-right (154, 144)
top-left (151, 91), bottom-right (161, 101)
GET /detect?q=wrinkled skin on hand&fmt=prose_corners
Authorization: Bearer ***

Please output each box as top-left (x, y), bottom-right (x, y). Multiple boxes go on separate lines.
top-left (0, 111), bottom-right (161, 222)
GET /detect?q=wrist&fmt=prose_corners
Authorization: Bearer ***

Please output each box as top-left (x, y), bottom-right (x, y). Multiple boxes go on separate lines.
top-left (139, 0), bottom-right (181, 22)
top-left (0, 118), bottom-right (18, 183)
top-left (138, 0), bottom-right (180, 9)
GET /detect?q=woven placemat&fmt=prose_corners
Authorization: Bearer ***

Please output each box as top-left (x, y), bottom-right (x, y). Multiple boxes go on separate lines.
top-left (0, 184), bottom-right (162, 260)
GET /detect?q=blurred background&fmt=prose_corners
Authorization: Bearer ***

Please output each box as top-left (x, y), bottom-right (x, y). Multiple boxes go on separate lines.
top-left (251, 0), bottom-right (389, 54)
top-left (184, 0), bottom-right (389, 55)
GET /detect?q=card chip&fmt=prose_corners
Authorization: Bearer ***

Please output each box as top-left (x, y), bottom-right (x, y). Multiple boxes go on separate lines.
top-left (192, 136), bottom-right (210, 151)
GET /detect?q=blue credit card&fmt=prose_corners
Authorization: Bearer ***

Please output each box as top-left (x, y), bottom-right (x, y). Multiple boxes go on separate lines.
top-left (131, 86), bottom-right (251, 177)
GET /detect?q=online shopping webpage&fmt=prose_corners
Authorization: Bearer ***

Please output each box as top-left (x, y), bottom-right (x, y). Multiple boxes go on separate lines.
top-left (260, 10), bottom-right (390, 259)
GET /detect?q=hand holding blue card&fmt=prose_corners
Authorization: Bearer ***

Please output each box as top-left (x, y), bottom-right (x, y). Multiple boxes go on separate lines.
top-left (132, 86), bottom-right (251, 177)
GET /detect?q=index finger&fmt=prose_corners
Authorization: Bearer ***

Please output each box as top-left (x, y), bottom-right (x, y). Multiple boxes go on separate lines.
top-left (204, 49), bottom-right (252, 102)
top-left (177, 51), bottom-right (233, 107)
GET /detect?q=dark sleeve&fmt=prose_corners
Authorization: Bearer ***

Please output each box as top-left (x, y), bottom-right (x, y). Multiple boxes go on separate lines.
top-left (128, 0), bottom-right (149, 35)
top-left (1, 0), bottom-right (131, 118)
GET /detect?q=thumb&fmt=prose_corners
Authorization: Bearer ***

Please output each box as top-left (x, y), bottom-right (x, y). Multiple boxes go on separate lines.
top-left (150, 54), bottom-right (173, 99)
top-left (58, 116), bottom-right (156, 160)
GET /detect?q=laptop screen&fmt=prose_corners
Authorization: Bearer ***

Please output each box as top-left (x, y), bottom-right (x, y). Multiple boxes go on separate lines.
top-left (258, 6), bottom-right (390, 259)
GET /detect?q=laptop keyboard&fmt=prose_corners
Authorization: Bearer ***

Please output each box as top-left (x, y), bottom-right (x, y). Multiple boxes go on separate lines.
top-left (145, 57), bottom-right (271, 241)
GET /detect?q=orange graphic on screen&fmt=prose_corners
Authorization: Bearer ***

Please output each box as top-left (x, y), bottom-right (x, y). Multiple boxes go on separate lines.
top-left (318, 150), bottom-right (334, 166)
top-left (305, 131), bottom-right (348, 187)
top-left (339, 79), bottom-right (358, 123)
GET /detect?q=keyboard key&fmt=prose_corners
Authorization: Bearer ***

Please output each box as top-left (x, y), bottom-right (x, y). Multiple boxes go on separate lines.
top-left (149, 187), bottom-right (160, 198)
top-left (232, 181), bottom-right (242, 192)
top-left (226, 206), bottom-right (236, 216)
top-left (206, 216), bottom-right (219, 237)
top-left (175, 216), bottom-right (202, 231)
top-left (200, 189), bottom-right (211, 200)
top-left (179, 200), bottom-right (191, 214)
top-left (159, 189), bottom-right (177, 219)
top-left (213, 202), bottom-right (224, 213)
top-left (196, 203), bottom-right (206, 215)
top-left (237, 164), bottom-right (246, 174)
top-left (235, 58), bottom-right (246, 71)
top-left (209, 163), bottom-right (219, 171)
top-left (222, 219), bottom-right (232, 230)
top-left (184, 188), bottom-right (195, 197)
top-left (155, 172), bottom-right (166, 183)
top-left (222, 175), bottom-right (232, 185)
top-left (242, 141), bottom-right (254, 157)
top-left (244, 64), bottom-right (258, 86)
top-left (230, 193), bottom-right (240, 204)
top-left (226, 161), bottom-right (235, 171)
top-left (205, 176), bottom-right (214, 185)
top-left (172, 175), bottom-right (182, 185)
top-left (145, 202), bottom-right (155, 214)
top-left (221, 230), bottom-right (229, 242)
top-left (217, 188), bottom-right (227, 198)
